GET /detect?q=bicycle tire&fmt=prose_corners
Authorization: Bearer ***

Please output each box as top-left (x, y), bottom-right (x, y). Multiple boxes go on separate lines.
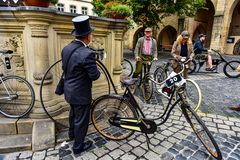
top-left (91, 94), bottom-right (138, 140)
top-left (185, 79), bottom-right (202, 112)
top-left (223, 60), bottom-right (240, 78)
top-left (181, 106), bottom-right (222, 159)
top-left (0, 75), bottom-right (35, 118)
top-left (153, 66), bottom-right (167, 95)
top-left (40, 60), bottom-right (111, 128)
top-left (142, 75), bottom-right (153, 101)
top-left (122, 59), bottom-right (133, 77)
top-left (188, 60), bottom-right (196, 74)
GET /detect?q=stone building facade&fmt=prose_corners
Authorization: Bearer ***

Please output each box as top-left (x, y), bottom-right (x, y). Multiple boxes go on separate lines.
top-left (125, 0), bottom-right (240, 55)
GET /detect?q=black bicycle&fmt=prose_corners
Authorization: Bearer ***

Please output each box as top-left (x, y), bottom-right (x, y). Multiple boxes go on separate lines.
top-left (189, 49), bottom-right (240, 78)
top-left (39, 48), bottom-right (117, 129)
top-left (131, 59), bottom-right (156, 102)
top-left (91, 60), bottom-right (222, 159)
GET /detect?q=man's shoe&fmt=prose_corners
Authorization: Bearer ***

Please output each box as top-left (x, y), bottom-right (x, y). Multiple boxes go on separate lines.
top-left (73, 141), bottom-right (93, 155)
top-left (228, 105), bottom-right (240, 111)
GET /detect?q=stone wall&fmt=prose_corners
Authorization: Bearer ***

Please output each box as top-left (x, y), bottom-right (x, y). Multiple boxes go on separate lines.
top-left (0, 7), bottom-right (127, 118)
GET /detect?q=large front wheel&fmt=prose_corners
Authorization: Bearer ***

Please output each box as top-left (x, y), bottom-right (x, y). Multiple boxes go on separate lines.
top-left (181, 106), bottom-right (222, 160)
top-left (185, 79), bottom-right (202, 112)
top-left (223, 60), bottom-right (240, 78)
top-left (91, 95), bottom-right (138, 140)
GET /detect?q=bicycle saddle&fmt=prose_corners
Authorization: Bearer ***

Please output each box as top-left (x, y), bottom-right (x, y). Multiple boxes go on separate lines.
top-left (0, 50), bottom-right (13, 54)
top-left (121, 78), bottom-right (138, 86)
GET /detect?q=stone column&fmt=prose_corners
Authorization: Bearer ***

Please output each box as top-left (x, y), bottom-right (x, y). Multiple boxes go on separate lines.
top-left (113, 29), bottom-right (125, 89)
top-left (210, 15), bottom-right (224, 50)
top-left (26, 20), bottom-right (53, 118)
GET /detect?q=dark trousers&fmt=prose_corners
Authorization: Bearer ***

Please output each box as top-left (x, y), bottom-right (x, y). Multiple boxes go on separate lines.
top-left (68, 104), bottom-right (91, 151)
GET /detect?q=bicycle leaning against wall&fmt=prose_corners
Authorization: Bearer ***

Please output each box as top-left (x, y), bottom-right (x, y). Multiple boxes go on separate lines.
top-left (91, 59), bottom-right (222, 160)
top-left (39, 48), bottom-right (117, 129)
top-left (0, 50), bottom-right (35, 118)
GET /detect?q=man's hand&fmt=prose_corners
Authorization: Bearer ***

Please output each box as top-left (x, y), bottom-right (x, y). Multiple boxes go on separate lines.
top-left (135, 56), bottom-right (141, 61)
top-left (208, 49), bottom-right (212, 54)
top-left (153, 57), bottom-right (158, 61)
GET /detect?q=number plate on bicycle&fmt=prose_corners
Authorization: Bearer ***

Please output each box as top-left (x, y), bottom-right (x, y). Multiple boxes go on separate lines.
top-left (165, 74), bottom-right (182, 87)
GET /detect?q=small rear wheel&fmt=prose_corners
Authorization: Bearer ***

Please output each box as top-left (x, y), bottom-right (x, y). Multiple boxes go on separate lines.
top-left (181, 105), bottom-right (222, 159)
top-left (91, 95), bottom-right (138, 140)
top-left (223, 60), bottom-right (240, 78)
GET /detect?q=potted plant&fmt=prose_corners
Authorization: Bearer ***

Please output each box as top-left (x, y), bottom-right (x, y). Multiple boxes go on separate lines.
top-left (102, 3), bottom-right (132, 19)
top-left (92, 0), bottom-right (132, 19)
top-left (23, 0), bottom-right (58, 7)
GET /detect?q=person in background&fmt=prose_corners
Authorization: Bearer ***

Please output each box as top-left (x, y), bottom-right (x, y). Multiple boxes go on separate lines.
top-left (132, 27), bottom-right (158, 78)
top-left (194, 34), bottom-right (214, 71)
top-left (62, 15), bottom-right (100, 155)
top-left (171, 30), bottom-right (194, 78)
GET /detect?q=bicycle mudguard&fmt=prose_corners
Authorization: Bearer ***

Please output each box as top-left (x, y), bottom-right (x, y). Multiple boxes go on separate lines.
top-left (108, 117), bottom-right (157, 134)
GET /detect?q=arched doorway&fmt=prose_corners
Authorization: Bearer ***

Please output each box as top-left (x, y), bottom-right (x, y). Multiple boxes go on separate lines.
top-left (132, 27), bottom-right (144, 50)
top-left (158, 25), bottom-right (177, 52)
top-left (229, 1), bottom-right (240, 54)
top-left (193, 0), bottom-right (215, 47)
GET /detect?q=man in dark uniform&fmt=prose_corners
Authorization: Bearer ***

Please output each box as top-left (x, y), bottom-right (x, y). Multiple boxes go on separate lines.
top-left (61, 15), bottom-right (100, 155)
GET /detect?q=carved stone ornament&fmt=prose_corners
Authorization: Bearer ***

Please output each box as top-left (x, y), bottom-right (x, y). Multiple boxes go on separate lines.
top-left (90, 37), bottom-right (105, 49)
top-left (0, 35), bottom-right (25, 76)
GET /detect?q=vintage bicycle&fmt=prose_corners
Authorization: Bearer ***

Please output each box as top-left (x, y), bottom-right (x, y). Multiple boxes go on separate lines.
top-left (39, 48), bottom-right (118, 128)
top-left (131, 59), bottom-right (157, 102)
top-left (189, 49), bottom-right (240, 78)
top-left (0, 50), bottom-right (35, 118)
top-left (91, 60), bottom-right (222, 159)
top-left (153, 58), bottom-right (202, 111)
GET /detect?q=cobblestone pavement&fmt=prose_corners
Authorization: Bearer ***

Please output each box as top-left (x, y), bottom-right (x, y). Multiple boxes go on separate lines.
top-left (0, 51), bottom-right (240, 160)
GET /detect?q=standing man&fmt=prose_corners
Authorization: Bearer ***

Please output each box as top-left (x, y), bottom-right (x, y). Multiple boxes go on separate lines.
top-left (132, 27), bottom-right (158, 78)
top-left (194, 34), bottom-right (214, 71)
top-left (62, 15), bottom-right (100, 155)
top-left (171, 31), bottom-right (194, 78)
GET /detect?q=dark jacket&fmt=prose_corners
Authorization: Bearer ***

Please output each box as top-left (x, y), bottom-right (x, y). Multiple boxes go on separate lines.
top-left (62, 40), bottom-right (100, 105)
top-left (194, 39), bottom-right (208, 54)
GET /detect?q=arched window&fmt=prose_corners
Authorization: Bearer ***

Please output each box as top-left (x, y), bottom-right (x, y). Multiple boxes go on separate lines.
top-left (82, 7), bottom-right (88, 15)
top-left (57, 3), bottom-right (64, 12)
top-left (70, 5), bottom-right (77, 13)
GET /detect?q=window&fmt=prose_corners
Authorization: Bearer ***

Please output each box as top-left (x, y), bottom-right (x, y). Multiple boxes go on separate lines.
top-left (70, 5), bottom-right (77, 13)
top-left (82, 7), bottom-right (88, 15)
top-left (57, 3), bottom-right (64, 12)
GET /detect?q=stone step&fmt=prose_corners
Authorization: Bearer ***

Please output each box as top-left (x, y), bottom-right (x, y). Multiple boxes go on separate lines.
top-left (0, 134), bottom-right (32, 153)
top-left (0, 117), bottom-right (33, 135)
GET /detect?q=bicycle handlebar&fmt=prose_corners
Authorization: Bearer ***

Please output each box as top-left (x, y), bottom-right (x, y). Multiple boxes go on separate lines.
top-left (148, 58), bottom-right (189, 86)
top-left (90, 47), bottom-right (106, 60)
